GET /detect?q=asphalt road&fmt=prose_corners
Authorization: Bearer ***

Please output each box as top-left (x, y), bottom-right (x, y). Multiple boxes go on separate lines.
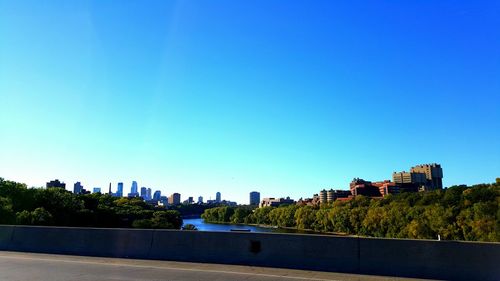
top-left (0, 251), bottom-right (435, 281)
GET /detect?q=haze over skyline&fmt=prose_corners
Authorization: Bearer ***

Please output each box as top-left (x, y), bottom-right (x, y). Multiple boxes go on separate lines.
top-left (1, 1), bottom-right (499, 204)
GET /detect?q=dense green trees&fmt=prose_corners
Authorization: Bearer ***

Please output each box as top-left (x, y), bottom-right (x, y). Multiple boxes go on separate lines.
top-left (0, 178), bottom-right (182, 229)
top-left (201, 181), bottom-right (499, 242)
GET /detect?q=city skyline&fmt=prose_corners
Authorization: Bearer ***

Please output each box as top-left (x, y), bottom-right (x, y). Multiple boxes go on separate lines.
top-left (3, 160), bottom-right (499, 205)
top-left (1, 1), bottom-right (499, 205)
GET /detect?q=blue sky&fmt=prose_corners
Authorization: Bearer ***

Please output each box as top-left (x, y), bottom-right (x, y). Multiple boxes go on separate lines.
top-left (0, 1), bottom-right (499, 204)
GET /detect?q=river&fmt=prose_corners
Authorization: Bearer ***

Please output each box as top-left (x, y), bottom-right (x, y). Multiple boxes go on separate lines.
top-left (182, 218), bottom-right (275, 233)
top-left (182, 218), bottom-right (324, 235)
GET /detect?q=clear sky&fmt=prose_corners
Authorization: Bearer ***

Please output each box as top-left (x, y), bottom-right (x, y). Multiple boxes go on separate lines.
top-left (0, 0), bottom-right (499, 204)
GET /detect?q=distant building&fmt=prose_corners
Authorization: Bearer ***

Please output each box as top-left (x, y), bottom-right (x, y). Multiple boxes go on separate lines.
top-left (153, 190), bottom-right (161, 201)
top-left (132, 181), bottom-right (138, 193)
top-left (93, 187), bottom-right (101, 193)
top-left (350, 178), bottom-right (403, 197)
top-left (116, 182), bottom-right (124, 197)
top-left (392, 163), bottom-right (443, 192)
top-left (198, 196), bottom-right (203, 203)
top-left (131, 181), bottom-right (138, 193)
top-left (221, 200), bottom-right (237, 207)
top-left (159, 196), bottom-right (168, 206)
top-left (73, 182), bottom-right (83, 194)
top-left (319, 189), bottom-right (327, 204)
top-left (350, 178), bottom-right (383, 197)
top-left (140, 187), bottom-right (147, 199)
top-left (391, 171), bottom-right (423, 192)
top-left (259, 197), bottom-right (294, 208)
top-left (216, 192), bottom-right (221, 203)
top-left (318, 189), bottom-right (350, 204)
top-left (249, 191), bottom-right (260, 205)
top-left (297, 194), bottom-right (320, 206)
top-left (371, 180), bottom-right (401, 196)
top-left (169, 193), bottom-right (181, 205)
top-left (108, 183), bottom-right (112, 195)
top-left (410, 163), bottom-right (443, 190)
top-left (128, 181), bottom-right (139, 197)
top-left (329, 189), bottom-right (350, 202)
top-left (392, 171), bottom-right (426, 185)
top-left (46, 179), bottom-right (65, 189)
top-left (147, 188), bottom-right (152, 201)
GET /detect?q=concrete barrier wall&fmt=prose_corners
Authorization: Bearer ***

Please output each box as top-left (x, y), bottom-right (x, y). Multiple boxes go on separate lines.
top-left (0, 225), bottom-right (499, 281)
top-left (359, 237), bottom-right (500, 280)
top-left (148, 231), bottom-right (359, 273)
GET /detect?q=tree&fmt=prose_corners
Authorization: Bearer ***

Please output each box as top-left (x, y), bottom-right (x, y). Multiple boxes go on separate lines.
top-left (250, 207), bottom-right (273, 225)
top-left (16, 210), bottom-right (32, 225)
top-left (230, 208), bottom-right (252, 224)
top-left (31, 207), bottom-right (53, 225)
top-left (294, 206), bottom-right (316, 230)
top-left (132, 219), bottom-right (153, 229)
top-left (0, 197), bottom-right (15, 224)
top-left (150, 211), bottom-right (182, 229)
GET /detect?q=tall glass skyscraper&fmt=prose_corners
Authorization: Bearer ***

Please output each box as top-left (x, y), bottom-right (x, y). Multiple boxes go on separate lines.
top-left (140, 187), bottom-right (147, 199)
top-left (117, 182), bottom-right (123, 197)
top-left (131, 181), bottom-right (138, 194)
top-left (216, 192), bottom-right (221, 203)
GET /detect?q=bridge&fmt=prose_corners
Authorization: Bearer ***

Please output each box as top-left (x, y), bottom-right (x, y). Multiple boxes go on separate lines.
top-left (0, 225), bottom-right (498, 280)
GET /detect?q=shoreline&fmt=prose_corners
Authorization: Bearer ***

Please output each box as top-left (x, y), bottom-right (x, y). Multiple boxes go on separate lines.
top-left (191, 218), bottom-right (346, 236)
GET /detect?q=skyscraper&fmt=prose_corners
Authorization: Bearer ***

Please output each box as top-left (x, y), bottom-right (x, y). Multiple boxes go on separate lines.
top-left (117, 182), bottom-right (124, 197)
top-left (131, 181), bottom-right (138, 194)
top-left (169, 193), bottom-right (181, 205)
top-left (93, 187), bottom-right (101, 193)
top-left (249, 191), bottom-right (260, 205)
top-left (147, 188), bottom-right (152, 201)
top-left (108, 182), bottom-right (112, 195)
top-left (128, 181), bottom-right (139, 197)
top-left (153, 190), bottom-right (161, 201)
top-left (140, 187), bottom-right (147, 199)
top-left (73, 182), bottom-right (83, 194)
top-left (216, 192), bottom-right (221, 203)
top-left (198, 196), bottom-right (203, 203)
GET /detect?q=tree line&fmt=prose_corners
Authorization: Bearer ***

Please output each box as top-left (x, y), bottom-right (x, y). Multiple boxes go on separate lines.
top-left (0, 178), bottom-right (182, 229)
top-left (202, 180), bottom-right (500, 242)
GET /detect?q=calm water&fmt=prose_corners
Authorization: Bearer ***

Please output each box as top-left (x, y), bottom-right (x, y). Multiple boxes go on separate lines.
top-left (182, 218), bottom-right (275, 233)
top-left (182, 218), bottom-right (324, 235)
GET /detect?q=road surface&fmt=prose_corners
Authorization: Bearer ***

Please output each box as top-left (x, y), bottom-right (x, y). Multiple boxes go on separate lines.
top-left (0, 251), bottom-right (436, 281)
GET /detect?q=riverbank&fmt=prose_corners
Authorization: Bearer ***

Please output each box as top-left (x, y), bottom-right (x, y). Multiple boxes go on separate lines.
top-left (184, 218), bottom-right (345, 235)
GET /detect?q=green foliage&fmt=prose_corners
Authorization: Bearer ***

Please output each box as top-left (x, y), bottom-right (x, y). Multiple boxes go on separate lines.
top-left (200, 180), bottom-right (500, 242)
top-left (201, 206), bottom-right (235, 223)
top-left (249, 206), bottom-right (273, 224)
top-left (230, 208), bottom-right (252, 224)
top-left (150, 211), bottom-right (183, 229)
top-left (294, 206), bottom-right (315, 229)
top-left (0, 178), bottom-right (183, 229)
top-left (0, 196), bottom-right (15, 224)
top-left (31, 207), bottom-right (54, 225)
top-left (1, 176), bottom-right (499, 241)
top-left (132, 219), bottom-right (153, 229)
